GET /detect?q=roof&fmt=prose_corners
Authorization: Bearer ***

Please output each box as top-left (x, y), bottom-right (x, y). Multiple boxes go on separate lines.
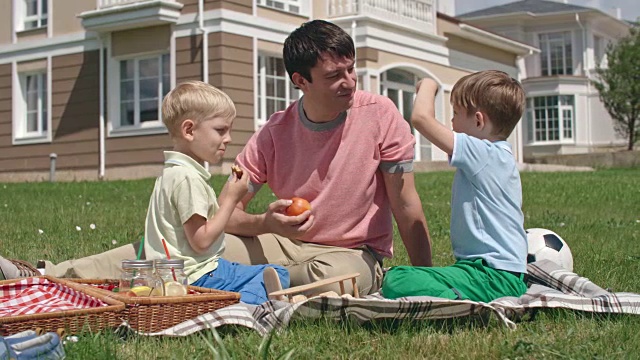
top-left (437, 12), bottom-right (540, 55)
top-left (458, 0), bottom-right (592, 19)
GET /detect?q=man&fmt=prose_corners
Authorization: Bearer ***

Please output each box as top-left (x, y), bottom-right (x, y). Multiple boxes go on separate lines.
top-left (1, 20), bottom-right (431, 296)
top-left (220, 20), bottom-right (432, 295)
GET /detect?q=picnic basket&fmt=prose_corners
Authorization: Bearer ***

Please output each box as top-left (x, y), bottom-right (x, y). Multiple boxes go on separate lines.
top-left (65, 278), bottom-right (240, 333)
top-left (0, 276), bottom-right (125, 336)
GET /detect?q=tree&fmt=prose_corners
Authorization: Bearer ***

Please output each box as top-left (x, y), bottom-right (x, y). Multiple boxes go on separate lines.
top-left (592, 24), bottom-right (640, 150)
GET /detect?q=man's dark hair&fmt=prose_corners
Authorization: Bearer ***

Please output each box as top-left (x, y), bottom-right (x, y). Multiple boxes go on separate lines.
top-left (283, 20), bottom-right (355, 83)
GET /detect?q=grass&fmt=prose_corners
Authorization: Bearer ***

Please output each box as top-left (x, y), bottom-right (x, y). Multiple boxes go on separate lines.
top-left (1, 168), bottom-right (639, 359)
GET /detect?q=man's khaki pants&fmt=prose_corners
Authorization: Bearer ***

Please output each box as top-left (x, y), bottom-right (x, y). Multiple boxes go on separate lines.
top-left (44, 234), bottom-right (383, 296)
top-left (43, 241), bottom-right (144, 280)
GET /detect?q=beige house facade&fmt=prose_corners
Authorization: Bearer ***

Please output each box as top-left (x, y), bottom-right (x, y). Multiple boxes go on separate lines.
top-left (0, 0), bottom-right (536, 182)
top-left (459, 0), bottom-right (632, 159)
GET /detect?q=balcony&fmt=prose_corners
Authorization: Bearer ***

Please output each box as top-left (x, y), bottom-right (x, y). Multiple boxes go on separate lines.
top-left (327, 0), bottom-right (435, 33)
top-left (79, 0), bottom-right (183, 33)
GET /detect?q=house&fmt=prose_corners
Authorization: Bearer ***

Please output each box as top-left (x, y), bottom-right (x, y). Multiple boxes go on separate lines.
top-left (458, 0), bottom-right (633, 160)
top-left (0, 0), bottom-right (536, 182)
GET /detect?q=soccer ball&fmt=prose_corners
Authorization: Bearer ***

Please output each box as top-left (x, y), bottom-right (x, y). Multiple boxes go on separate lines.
top-left (526, 228), bottom-right (573, 271)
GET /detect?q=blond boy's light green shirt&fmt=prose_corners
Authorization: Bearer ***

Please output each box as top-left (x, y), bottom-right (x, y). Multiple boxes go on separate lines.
top-left (144, 151), bottom-right (224, 283)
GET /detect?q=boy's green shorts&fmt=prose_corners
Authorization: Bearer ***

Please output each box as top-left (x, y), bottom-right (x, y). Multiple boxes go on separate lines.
top-left (381, 258), bottom-right (527, 303)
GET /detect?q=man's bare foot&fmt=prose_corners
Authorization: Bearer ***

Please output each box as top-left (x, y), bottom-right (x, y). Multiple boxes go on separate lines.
top-left (317, 291), bottom-right (340, 298)
top-left (291, 294), bottom-right (308, 303)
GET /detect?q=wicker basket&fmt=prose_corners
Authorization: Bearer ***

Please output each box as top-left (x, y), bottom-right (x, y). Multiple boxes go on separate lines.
top-left (66, 279), bottom-right (240, 333)
top-left (0, 276), bottom-right (125, 336)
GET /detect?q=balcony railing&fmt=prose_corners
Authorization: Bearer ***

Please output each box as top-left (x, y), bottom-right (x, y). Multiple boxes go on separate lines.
top-left (82, 0), bottom-right (182, 32)
top-left (97, 0), bottom-right (177, 9)
top-left (328, 0), bottom-right (435, 31)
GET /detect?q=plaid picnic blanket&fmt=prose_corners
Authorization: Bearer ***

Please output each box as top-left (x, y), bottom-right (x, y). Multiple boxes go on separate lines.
top-left (0, 278), bottom-right (108, 317)
top-left (138, 260), bottom-right (640, 336)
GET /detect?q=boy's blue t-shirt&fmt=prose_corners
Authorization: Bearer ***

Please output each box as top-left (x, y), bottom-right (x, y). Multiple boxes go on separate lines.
top-left (449, 132), bottom-right (527, 273)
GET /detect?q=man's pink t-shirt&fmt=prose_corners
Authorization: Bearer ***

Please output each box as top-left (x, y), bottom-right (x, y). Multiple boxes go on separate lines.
top-left (236, 91), bottom-right (415, 258)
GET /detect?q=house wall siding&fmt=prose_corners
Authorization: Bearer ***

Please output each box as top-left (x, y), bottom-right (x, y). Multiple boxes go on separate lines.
top-left (371, 49), bottom-right (472, 87)
top-left (0, 51), bottom-right (101, 173)
top-left (445, 34), bottom-right (515, 66)
top-left (16, 28), bottom-right (47, 42)
top-left (53, 0), bottom-right (94, 37)
top-left (0, 64), bottom-right (12, 163)
top-left (112, 25), bottom-right (171, 57)
top-left (105, 135), bottom-right (170, 167)
top-left (208, 32), bottom-right (254, 161)
top-left (50, 51), bottom-right (100, 170)
top-left (256, 7), bottom-right (308, 24)
top-left (180, 0), bottom-right (252, 14)
top-left (0, 2), bottom-right (12, 45)
top-left (176, 34), bottom-right (203, 83)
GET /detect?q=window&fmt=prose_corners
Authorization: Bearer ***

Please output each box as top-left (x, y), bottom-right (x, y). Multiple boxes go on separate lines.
top-left (117, 54), bottom-right (170, 129)
top-left (14, 69), bottom-right (49, 143)
top-left (594, 35), bottom-right (607, 68)
top-left (539, 32), bottom-right (573, 76)
top-left (380, 69), bottom-right (433, 161)
top-left (256, 55), bottom-right (299, 128)
top-left (526, 95), bottom-right (574, 143)
top-left (21, 0), bottom-right (48, 31)
top-left (257, 0), bottom-right (305, 15)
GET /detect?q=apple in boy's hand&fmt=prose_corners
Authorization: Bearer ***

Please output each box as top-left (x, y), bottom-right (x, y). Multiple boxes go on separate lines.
top-left (286, 197), bottom-right (311, 216)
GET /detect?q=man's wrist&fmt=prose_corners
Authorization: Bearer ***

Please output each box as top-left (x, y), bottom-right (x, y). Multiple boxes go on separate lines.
top-left (256, 212), bottom-right (269, 234)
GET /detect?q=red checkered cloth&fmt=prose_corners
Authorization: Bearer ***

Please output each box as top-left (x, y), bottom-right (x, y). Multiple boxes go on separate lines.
top-left (0, 277), bottom-right (109, 317)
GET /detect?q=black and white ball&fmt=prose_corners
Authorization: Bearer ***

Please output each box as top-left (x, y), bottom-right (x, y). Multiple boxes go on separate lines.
top-left (526, 228), bottom-right (573, 271)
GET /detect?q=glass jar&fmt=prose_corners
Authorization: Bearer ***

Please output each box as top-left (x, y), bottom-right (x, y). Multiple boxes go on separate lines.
top-left (153, 259), bottom-right (188, 296)
top-left (119, 259), bottom-right (163, 296)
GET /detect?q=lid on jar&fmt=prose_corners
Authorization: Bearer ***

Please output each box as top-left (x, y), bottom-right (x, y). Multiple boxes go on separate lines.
top-left (154, 259), bottom-right (185, 269)
top-left (121, 259), bottom-right (154, 269)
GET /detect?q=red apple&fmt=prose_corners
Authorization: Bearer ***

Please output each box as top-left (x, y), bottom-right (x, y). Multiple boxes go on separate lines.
top-left (286, 197), bottom-right (311, 216)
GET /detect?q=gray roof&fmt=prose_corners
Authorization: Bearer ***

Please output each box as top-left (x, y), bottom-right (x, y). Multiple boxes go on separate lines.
top-left (458, 0), bottom-right (593, 19)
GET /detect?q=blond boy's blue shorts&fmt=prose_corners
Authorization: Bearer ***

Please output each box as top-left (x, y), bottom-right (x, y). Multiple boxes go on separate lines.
top-left (192, 258), bottom-right (289, 305)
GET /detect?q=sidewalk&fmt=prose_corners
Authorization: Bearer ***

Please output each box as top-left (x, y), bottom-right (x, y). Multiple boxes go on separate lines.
top-left (413, 161), bottom-right (594, 173)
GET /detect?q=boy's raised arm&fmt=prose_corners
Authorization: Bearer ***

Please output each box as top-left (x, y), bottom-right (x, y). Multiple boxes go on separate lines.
top-left (411, 79), bottom-right (454, 156)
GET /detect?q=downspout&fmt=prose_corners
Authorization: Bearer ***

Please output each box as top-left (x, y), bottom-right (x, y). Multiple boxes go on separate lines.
top-left (199, 0), bottom-right (208, 85)
top-left (199, 0), bottom-right (210, 171)
top-left (98, 33), bottom-right (105, 180)
top-left (515, 50), bottom-right (531, 164)
top-left (351, 19), bottom-right (356, 40)
top-left (576, 13), bottom-right (592, 150)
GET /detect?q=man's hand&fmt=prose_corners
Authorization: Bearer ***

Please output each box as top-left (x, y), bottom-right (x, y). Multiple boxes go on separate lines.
top-left (263, 199), bottom-right (315, 239)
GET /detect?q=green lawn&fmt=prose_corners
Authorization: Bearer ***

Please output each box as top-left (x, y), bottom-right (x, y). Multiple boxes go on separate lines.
top-left (1, 169), bottom-right (639, 359)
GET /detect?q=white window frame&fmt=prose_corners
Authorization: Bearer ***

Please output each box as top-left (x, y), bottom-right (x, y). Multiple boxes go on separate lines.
top-left (14, 0), bottom-right (48, 32)
top-left (255, 54), bottom-right (300, 129)
top-left (526, 95), bottom-right (575, 145)
top-left (538, 31), bottom-right (573, 76)
top-left (592, 33), bottom-right (610, 69)
top-left (108, 52), bottom-right (171, 137)
top-left (256, 0), bottom-right (310, 16)
top-left (380, 70), bottom-right (423, 161)
top-left (12, 59), bottom-right (52, 145)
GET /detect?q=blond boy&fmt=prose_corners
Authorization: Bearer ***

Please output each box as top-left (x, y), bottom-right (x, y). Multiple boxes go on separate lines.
top-left (382, 71), bottom-right (528, 302)
top-left (144, 81), bottom-right (289, 304)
